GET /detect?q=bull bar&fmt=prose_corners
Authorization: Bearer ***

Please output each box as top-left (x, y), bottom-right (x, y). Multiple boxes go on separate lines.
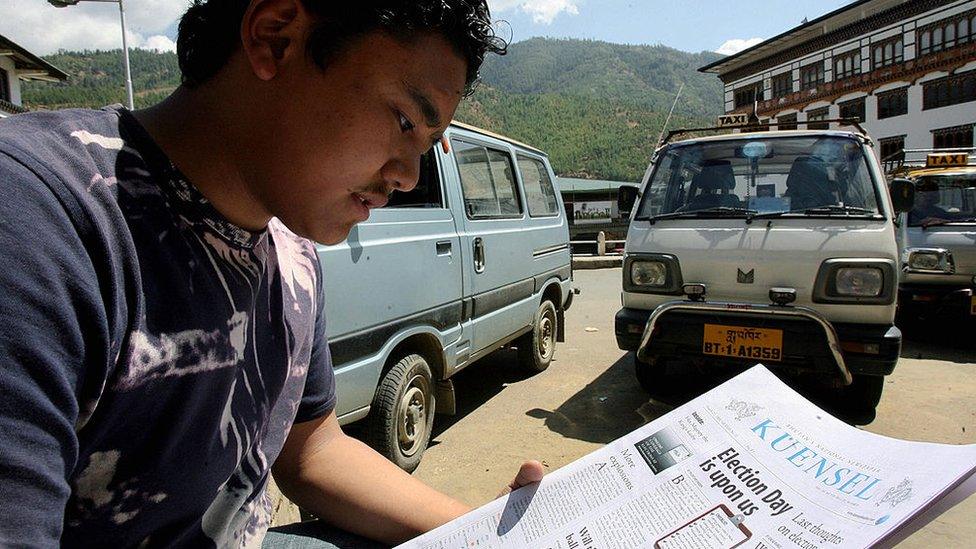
top-left (635, 300), bottom-right (853, 385)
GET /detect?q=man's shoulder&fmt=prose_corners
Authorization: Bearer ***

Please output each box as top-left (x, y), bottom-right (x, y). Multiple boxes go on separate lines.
top-left (0, 106), bottom-right (124, 179)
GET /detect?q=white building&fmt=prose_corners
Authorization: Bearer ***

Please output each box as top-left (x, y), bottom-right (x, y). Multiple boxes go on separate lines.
top-left (0, 33), bottom-right (67, 118)
top-left (699, 0), bottom-right (976, 168)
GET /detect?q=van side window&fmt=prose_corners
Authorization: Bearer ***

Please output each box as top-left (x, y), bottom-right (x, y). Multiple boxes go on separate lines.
top-left (387, 151), bottom-right (444, 208)
top-left (517, 155), bottom-right (559, 217)
top-left (453, 139), bottom-right (524, 218)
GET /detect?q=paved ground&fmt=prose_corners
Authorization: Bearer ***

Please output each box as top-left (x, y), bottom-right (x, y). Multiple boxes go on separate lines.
top-left (412, 267), bottom-right (976, 548)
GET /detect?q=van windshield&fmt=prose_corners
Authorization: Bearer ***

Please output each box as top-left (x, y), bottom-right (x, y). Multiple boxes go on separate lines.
top-left (635, 136), bottom-right (882, 220)
top-left (908, 174), bottom-right (976, 227)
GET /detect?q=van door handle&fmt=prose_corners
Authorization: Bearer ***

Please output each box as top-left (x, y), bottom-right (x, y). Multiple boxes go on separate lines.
top-left (473, 237), bottom-right (486, 273)
top-left (436, 240), bottom-right (452, 256)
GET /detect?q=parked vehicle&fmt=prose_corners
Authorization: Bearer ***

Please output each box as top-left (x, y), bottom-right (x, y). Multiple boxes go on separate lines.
top-left (615, 122), bottom-right (914, 424)
top-left (318, 121), bottom-right (574, 471)
top-left (889, 149), bottom-right (976, 321)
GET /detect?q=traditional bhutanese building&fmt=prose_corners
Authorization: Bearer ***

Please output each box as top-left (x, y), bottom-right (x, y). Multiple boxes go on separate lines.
top-left (0, 33), bottom-right (68, 118)
top-left (699, 0), bottom-right (976, 168)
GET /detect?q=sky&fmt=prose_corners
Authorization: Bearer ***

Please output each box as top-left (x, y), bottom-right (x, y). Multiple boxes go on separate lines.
top-left (0, 0), bottom-right (853, 57)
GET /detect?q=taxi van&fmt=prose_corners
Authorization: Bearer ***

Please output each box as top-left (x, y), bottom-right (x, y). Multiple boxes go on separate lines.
top-left (890, 150), bottom-right (976, 321)
top-left (318, 121), bottom-right (573, 471)
top-left (615, 121), bottom-right (913, 423)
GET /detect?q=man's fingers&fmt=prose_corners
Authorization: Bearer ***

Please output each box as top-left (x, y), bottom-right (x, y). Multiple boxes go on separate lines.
top-left (509, 460), bottom-right (545, 490)
top-left (497, 460), bottom-right (545, 498)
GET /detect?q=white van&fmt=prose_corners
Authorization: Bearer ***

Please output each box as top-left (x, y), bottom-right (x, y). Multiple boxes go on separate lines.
top-left (616, 125), bottom-right (913, 423)
top-left (319, 122), bottom-right (574, 470)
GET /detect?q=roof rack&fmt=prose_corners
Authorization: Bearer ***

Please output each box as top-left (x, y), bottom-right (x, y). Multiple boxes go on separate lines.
top-left (883, 147), bottom-right (975, 175)
top-left (660, 118), bottom-right (868, 147)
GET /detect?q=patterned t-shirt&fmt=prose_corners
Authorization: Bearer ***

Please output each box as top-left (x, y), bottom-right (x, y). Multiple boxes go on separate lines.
top-left (0, 106), bottom-right (336, 547)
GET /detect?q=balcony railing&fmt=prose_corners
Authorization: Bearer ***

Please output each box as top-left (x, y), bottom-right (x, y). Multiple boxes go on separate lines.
top-left (732, 41), bottom-right (976, 117)
top-left (0, 98), bottom-right (28, 115)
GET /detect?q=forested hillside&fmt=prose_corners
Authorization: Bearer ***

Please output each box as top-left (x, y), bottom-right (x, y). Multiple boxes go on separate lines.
top-left (22, 38), bottom-right (724, 181)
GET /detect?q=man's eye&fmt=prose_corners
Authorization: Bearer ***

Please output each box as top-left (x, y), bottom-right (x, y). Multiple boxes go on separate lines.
top-left (398, 112), bottom-right (415, 132)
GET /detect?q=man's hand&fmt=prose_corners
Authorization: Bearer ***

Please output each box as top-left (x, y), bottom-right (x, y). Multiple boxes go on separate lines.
top-left (497, 460), bottom-right (545, 498)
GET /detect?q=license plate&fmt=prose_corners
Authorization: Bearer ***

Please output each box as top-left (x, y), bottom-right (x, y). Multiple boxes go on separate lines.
top-left (971, 296), bottom-right (976, 316)
top-left (703, 324), bottom-right (783, 362)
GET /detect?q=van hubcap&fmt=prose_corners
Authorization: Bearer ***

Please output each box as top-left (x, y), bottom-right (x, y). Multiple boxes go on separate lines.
top-left (538, 310), bottom-right (555, 360)
top-left (398, 375), bottom-right (428, 457)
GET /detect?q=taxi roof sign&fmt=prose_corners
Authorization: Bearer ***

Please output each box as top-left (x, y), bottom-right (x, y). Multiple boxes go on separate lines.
top-left (717, 113), bottom-right (749, 127)
top-left (926, 153), bottom-right (970, 168)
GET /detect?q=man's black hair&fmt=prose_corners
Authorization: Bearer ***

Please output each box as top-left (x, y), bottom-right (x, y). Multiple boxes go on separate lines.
top-left (177, 0), bottom-right (507, 95)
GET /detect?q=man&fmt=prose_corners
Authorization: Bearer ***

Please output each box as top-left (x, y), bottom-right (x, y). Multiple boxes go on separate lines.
top-left (0, 1), bottom-right (543, 546)
top-left (908, 187), bottom-right (954, 227)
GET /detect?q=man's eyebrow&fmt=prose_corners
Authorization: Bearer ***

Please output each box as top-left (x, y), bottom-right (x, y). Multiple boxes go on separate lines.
top-left (405, 83), bottom-right (442, 128)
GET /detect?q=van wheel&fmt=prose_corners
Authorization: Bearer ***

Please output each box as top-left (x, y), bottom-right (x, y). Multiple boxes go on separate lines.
top-left (364, 353), bottom-right (435, 472)
top-left (818, 374), bottom-right (884, 425)
top-left (517, 300), bottom-right (558, 373)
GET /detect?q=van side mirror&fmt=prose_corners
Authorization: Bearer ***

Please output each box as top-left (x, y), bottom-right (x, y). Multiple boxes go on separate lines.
top-left (889, 178), bottom-right (915, 214)
top-left (618, 185), bottom-right (639, 216)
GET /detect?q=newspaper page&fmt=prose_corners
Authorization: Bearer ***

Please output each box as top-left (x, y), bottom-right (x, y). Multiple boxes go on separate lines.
top-left (396, 365), bottom-right (976, 549)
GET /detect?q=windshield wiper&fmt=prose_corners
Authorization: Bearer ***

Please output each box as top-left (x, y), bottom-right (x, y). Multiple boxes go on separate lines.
top-left (647, 206), bottom-right (757, 224)
top-left (920, 217), bottom-right (976, 228)
top-left (801, 205), bottom-right (879, 216)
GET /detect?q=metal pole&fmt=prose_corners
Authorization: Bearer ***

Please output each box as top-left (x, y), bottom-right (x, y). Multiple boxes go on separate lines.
top-left (117, 0), bottom-right (135, 109)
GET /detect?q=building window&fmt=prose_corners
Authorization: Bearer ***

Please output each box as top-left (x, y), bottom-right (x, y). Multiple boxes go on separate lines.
top-left (800, 62), bottom-right (824, 91)
top-left (878, 136), bottom-right (905, 170)
top-left (772, 72), bottom-right (792, 99)
top-left (806, 107), bottom-right (829, 130)
top-left (777, 113), bottom-right (797, 130)
top-left (922, 71), bottom-right (976, 110)
top-left (734, 84), bottom-right (762, 109)
top-left (933, 124), bottom-right (974, 150)
top-left (0, 68), bottom-right (9, 103)
top-left (833, 50), bottom-right (861, 80)
top-left (918, 11), bottom-right (976, 56)
top-left (877, 88), bottom-right (908, 119)
top-left (838, 97), bottom-right (866, 122)
top-left (871, 37), bottom-right (904, 70)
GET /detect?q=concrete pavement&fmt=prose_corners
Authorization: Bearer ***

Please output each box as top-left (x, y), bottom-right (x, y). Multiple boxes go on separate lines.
top-left (412, 267), bottom-right (976, 548)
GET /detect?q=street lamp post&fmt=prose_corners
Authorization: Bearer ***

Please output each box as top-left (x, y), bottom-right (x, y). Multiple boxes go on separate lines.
top-left (48, 0), bottom-right (135, 110)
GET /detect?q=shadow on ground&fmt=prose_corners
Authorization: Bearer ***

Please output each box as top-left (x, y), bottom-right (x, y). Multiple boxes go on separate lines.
top-left (898, 315), bottom-right (976, 364)
top-left (429, 348), bottom-right (538, 441)
top-left (524, 354), bottom-right (664, 444)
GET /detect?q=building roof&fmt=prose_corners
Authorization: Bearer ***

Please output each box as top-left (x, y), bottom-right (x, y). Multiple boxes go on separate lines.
top-left (0, 33), bottom-right (68, 82)
top-left (698, 0), bottom-right (909, 77)
top-left (556, 177), bottom-right (636, 194)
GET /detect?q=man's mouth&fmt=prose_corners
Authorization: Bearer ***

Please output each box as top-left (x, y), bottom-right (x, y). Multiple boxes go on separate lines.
top-left (352, 192), bottom-right (388, 209)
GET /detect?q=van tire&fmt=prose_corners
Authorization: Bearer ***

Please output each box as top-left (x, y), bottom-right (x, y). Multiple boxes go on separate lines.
top-left (517, 300), bottom-right (558, 373)
top-left (364, 353), bottom-right (435, 472)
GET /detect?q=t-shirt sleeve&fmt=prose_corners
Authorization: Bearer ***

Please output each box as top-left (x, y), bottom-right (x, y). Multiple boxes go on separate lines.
top-left (0, 151), bottom-right (108, 545)
top-left (293, 257), bottom-right (337, 424)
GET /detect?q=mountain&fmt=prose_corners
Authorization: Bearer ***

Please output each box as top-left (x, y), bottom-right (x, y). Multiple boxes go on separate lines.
top-left (22, 39), bottom-right (725, 181)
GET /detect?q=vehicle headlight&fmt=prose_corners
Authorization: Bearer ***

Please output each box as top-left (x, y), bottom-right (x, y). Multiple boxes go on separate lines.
top-left (624, 254), bottom-right (683, 294)
top-left (813, 259), bottom-right (896, 304)
top-left (835, 267), bottom-right (884, 297)
top-left (904, 248), bottom-right (955, 274)
top-left (631, 261), bottom-right (667, 287)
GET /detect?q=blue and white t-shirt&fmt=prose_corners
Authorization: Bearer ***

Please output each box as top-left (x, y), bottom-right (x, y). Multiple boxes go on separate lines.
top-left (0, 106), bottom-right (336, 547)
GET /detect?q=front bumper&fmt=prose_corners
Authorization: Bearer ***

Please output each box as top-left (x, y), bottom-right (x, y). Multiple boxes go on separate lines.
top-left (898, 284), bottom-right (974, 318)
top-left (616, 302), bottom-right (901, 379)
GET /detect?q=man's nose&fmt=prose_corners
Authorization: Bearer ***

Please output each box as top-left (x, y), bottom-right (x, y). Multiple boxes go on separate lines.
top-left (381, 155), bottom-right (422, 194)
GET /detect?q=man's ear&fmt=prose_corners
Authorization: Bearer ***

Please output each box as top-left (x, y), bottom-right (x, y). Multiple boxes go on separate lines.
top-left (240, 0), bottom-right (308, 81)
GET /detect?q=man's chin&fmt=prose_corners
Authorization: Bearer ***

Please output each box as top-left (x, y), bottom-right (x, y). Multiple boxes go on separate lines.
top-left (275, 217), bottom-right (355, 246)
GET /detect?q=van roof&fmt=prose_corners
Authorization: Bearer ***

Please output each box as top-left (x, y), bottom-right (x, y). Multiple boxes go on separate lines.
top-left (449, 120), bottom-right (547, 156)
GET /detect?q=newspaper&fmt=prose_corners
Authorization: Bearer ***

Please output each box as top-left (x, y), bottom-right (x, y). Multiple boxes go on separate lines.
top-left (396, 365), bottom-right (976, 549)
